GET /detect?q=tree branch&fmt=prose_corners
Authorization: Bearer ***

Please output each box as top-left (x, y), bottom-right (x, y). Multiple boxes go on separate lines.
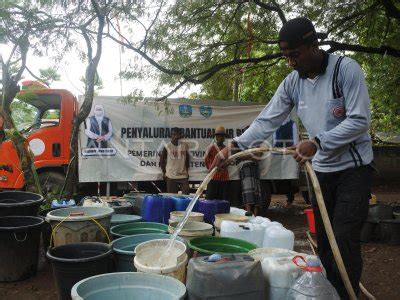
top-left (325, 1), bottom-right (380, 37)
top-left (322, 40), bottom-right (400, 57)
top-left (25, 66), bottom-right (49, 86)
top-left (379, 0), bottom-right (400, 19)
top-left (139, 0), bottom-right (165, 51)
top-left (253, 0), bottom-right (287, 24)
top-left (155, 80), bottom-right (188, 101)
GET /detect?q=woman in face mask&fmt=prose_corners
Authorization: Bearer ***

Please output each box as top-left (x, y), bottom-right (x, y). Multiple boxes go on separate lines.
top-left (84, 104), bottom-right (113, 148)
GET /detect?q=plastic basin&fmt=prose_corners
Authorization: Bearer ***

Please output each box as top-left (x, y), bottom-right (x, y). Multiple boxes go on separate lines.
top-left (0, 191), bottom-right (44, 216)
top-left (110, 222), bottom-right (168, 239)
top-left (112, 233), bottom-right (185, 272)
top-left (71, 272), bottom-right (186, 300)
top-left (187, 236), bottom-right (257, 255)
top-left (111, 214), bottom-right (142, 226)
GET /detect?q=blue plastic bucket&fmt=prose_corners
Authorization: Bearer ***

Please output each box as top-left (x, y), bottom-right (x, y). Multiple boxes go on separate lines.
top-left (71, 272), bottom-right (186, 300)
top-left (112, 233), bottom-right (185, 271)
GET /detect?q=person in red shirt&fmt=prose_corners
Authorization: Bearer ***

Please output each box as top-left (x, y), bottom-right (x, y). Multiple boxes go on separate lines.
top-left (204, 126), bottom-right (229, 200)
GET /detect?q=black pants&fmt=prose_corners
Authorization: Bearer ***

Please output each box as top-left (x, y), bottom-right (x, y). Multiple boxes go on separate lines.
top-left (206, 180), bottom-right (229, 201)
top-left (312, 165), bottom-right (372, 299)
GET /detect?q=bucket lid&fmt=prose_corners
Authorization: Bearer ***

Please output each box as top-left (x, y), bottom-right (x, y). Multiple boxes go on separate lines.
top-left (46, 206), bottom-right (114, 222)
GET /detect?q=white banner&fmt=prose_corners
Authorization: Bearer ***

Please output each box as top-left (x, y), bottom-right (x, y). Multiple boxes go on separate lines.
top-left (78, 97), bottom-right (298, 182)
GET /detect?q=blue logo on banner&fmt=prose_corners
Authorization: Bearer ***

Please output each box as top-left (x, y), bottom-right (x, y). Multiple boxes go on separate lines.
top-left (179, 104), bottom-right (192, 118)
top-left (200, 105), bottom-right (212, 118)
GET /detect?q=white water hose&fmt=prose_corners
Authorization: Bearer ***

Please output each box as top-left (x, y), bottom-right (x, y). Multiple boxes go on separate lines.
top-left (196, 146), bottom-right (357, 300)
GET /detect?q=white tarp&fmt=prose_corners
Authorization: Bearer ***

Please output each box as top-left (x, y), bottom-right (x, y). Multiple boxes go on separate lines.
top-left (78, 96), bottom-right (298, 182)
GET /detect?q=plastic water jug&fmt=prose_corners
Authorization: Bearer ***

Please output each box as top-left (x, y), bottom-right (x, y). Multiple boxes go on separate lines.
top-left (261, 221), bottom-right (283, 230)
top-left (197, 199), bottom-right (230, 224)
top-left (172, 195), bottom-right (199, 211)
top-left (259, 255), bottom-right (305, 300)
top-left (142, 195), bottom-right (175, 224)
top-left (250, 216), bottom-right (271, 224)
top-left (186, 254), bottom-right (265, 300)
top-left (220, 221), bottom-right (264, 247)
top-left (263, 227), bottom-right (294, 250)
top-left (230, 207), bottom-right (249, 216)
top-left (286, 256), bottom-right (340, 300)
top-left (51, 199), bottom-right (76, 208)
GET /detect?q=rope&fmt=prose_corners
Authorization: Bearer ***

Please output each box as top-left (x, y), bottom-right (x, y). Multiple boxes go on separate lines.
top-left (49, 212), bottom-right (111, 248)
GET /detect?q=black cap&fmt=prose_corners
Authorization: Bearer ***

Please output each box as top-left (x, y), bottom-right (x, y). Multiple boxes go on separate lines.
top-left (279, 17), bottom-right (317, 49)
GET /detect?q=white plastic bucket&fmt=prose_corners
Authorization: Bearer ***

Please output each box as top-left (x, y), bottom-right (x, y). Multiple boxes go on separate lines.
top-left (169, 211), bottom-right (204, 224)
top-left (168, 221), bottom-right (213, 241)
top-left (214, 213), bottom-right (249, 229)
top-left (134, 239), bottom-right (188, 283)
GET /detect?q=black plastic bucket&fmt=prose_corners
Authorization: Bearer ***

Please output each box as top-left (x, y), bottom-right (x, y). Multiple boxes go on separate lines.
top-left (0, 216), bottom-right (44, 282)
top-left (47, 242), bottom-right (113, 300)
top-left (360, 219), bottom-right (379, 242)
top-left (368, 203), bottom-right (393, 220)
top-left (380, 219), bottom-right (400, 245)
top-left (0, 191), bottom-right (44, 216)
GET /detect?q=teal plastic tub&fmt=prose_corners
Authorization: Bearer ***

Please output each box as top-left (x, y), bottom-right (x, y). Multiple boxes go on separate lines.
top-left (110, 222), bottom-right (168, 239)
top-left (112, 233), bottom-right (185, 272)
top-left (110, 214), bottom-right (142, 226)
top-left (188, 236), bottom-right (257, 256)
top-left (71, 272), bottom-right (186, 300)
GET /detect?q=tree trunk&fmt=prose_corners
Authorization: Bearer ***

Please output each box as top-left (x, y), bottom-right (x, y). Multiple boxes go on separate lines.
top-left (60, 1), bottom-right (105, 198)
top-left (1, 78), bottom-right (41, 193)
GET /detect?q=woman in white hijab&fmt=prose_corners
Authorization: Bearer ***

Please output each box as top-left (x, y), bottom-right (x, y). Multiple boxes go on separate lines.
top-left (85, 104), bottom-right (113, 148)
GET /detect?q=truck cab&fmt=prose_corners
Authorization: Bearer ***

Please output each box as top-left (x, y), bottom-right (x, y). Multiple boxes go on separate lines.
top-left (0, 88), bottom-right (77, 193)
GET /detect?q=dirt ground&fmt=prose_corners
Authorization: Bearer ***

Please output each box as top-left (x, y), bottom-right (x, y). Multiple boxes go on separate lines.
top-left (0, 188), bottom-right (399, 300)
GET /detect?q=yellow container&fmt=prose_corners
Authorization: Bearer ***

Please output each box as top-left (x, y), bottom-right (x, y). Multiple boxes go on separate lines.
top-left (369, 194), bottom-right (377, 205)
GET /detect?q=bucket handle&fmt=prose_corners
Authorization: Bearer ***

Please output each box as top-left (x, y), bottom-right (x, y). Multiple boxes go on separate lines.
top-left (14, 231), bottom-right (27, 242)
top-left (49, 212), bottom-right (111, 248)
top-left (292, 255), bottom-right (322, 272)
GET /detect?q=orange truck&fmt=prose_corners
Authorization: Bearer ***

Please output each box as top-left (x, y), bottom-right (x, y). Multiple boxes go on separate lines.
top-left (0, 86), bottom-right (77, 193)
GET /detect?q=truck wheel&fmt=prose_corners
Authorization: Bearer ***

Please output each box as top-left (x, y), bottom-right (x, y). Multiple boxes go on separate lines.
top-left (39, 171), bottom-right (65, 201)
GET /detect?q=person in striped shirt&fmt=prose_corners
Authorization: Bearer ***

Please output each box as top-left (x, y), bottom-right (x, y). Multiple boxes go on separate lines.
top-left (204, 126), bottom-right (230, 200)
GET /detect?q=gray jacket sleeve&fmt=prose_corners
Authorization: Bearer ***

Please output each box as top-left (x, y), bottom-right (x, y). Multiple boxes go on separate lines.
top-left (316, 60), bottom-right (370, 151)
top-left (234, 78), bottom-right (294, 149)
